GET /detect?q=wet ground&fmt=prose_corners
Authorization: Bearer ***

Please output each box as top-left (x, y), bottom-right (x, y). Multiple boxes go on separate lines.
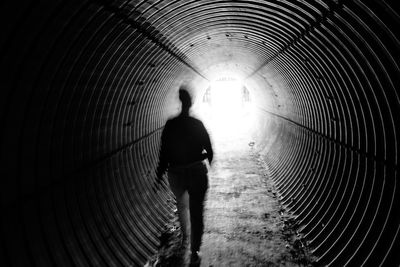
top-left (146, 132), bottom-right (315, 266)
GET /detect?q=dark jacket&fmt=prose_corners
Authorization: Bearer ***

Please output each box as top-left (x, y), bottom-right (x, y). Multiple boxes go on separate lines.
top-left (156, 114), bottom-right (213, 178)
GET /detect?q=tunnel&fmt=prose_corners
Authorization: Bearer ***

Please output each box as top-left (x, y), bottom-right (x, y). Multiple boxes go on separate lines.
top-left (0, 0), bottom-right (399, 266)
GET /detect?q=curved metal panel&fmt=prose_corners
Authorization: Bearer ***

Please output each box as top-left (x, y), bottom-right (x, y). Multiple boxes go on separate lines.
top-left (0, 0), bottom-right (399, 266)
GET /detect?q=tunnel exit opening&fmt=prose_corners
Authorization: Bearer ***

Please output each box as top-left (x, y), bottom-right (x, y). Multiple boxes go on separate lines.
top-left (194, 77), bottom-right (257, 151)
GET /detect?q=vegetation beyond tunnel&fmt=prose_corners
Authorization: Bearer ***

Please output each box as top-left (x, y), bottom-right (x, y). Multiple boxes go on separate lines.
top-left (1, 1), bottom-right (399, 266)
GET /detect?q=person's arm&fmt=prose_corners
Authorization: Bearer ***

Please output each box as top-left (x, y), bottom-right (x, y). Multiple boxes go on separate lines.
top-left (156, 122), bottom-right (169, 181)
top-left (202, 123), bottom-right (213, 165)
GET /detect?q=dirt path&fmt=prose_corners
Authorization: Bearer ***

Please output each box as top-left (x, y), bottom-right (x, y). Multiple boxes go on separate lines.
top-left (200, 138), bottom-right (302, 267)
top-left (146, 136), bottom-right (314, 267)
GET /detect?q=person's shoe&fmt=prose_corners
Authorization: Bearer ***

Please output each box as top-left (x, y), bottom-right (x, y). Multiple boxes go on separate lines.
top-left (189, 251), bottom-right (201, 266)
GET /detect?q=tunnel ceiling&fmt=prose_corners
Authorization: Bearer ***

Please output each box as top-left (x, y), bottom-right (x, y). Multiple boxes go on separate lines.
top-left (118, 0), bottom-right (322, 78)
top-left (1, 0), bottom-right (399, 266)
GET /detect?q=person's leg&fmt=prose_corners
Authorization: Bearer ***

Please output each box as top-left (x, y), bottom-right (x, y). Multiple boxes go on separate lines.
top-left (188, 162), bottom-right (208, 254)
top-left (168, 171), bottom-right (190, 245)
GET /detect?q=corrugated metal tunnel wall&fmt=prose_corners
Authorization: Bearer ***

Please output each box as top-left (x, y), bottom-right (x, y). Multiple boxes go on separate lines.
top-left (0, 0), bottom-right (399, 266)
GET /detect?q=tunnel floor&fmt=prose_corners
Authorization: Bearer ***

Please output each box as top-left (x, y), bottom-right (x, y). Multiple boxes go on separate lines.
top-left (147, 135), bottom-right (315, 266)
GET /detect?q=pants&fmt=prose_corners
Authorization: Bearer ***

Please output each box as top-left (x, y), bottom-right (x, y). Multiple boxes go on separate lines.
top-left (168, 160), bottom-right (208, 252)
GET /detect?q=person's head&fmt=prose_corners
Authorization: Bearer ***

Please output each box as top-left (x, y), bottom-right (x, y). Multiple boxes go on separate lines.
top-left (179, 86), bottom-right (192, 114)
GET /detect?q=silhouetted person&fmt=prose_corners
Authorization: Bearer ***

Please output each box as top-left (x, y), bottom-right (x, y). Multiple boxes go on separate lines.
top-left (156, 86), bottom-right (213, 265)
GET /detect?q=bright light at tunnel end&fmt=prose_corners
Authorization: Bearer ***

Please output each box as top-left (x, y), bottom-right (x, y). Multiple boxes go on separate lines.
top-left (195, 76), bottom-right (256, 144)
